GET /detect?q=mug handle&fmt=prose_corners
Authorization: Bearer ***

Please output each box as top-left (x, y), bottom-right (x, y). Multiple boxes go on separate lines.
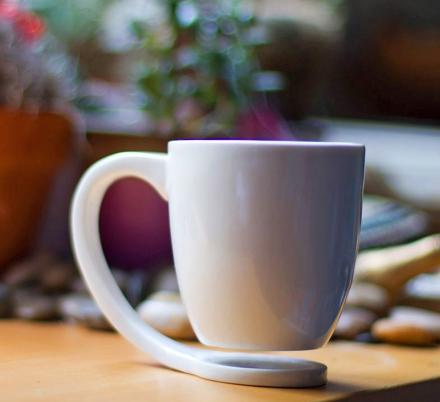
top-left (70, 152), bottom-right (198, 371)
top-left (70, 151), bottom-right (327, 387)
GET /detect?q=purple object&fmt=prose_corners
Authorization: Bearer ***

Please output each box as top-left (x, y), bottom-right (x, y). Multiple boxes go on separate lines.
top-left (99, 177), bottom-right (172, 270)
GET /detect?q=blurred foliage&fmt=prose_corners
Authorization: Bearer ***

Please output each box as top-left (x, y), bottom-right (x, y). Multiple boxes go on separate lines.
top-left (322, 0), bottom-right (344, 12)
top-left (116, 0), bottom-right (283, 137)
top-left (24, 0), bottom-right (115, 44)
top-left (23, 0), bottom-right (284, 135)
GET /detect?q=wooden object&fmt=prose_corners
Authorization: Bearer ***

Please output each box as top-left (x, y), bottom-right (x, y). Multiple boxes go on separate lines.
top-left (0, 321), bottom-right (438, 401)
top-left (0, 110), bottom-right (73, 268)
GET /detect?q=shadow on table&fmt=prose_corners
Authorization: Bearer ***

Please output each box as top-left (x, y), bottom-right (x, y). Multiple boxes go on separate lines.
top-left (323, 380), bottom-right (365, 393)
top-left (332, 378), bottom-right (440, 402)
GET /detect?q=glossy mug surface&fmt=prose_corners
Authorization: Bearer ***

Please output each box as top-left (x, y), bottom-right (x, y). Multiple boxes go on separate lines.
top-left (168, 141), bottom-right (364, 350)
top-left (72, 140), bottom-right (365, 351)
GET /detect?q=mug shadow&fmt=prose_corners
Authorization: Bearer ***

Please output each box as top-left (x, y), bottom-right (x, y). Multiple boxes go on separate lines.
top-left (322, 380), bottom-right (365, 393)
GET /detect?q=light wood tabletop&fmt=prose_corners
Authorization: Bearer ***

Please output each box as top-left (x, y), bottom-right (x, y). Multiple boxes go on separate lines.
top-left (1, 321), bottom-right (439, 401)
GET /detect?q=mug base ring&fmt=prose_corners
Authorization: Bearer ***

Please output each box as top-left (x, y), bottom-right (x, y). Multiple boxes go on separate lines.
top-left (199, 352), bottom-right (327, 387)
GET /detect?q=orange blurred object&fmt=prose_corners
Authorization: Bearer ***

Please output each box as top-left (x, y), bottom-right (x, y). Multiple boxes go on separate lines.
top-left (0, 109), bottom-right (73, 268)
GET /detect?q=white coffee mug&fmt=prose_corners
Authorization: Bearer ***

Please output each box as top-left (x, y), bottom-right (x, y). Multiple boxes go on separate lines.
top-left (71, 140), bottom-right (365, 386)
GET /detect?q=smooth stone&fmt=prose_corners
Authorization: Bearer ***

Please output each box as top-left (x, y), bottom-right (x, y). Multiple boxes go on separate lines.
top-left (354, 235), bottom-right (440, 297)
top-left (137, 291), bottom-right (196, 340)
top-left (70, 277), bottom-right (87, 294)
top-left (347, 282), bottom-right (390, 315)
top-left (117, 270), bottom-right (152, 307)
top-left (152, 267), bottom-right (179, 293)
top-left (405, 272), bottom-right (440, 299)
top-left (0, 284), bottom-right (12, 317)
top-left (4, 252), bottom-right (54, 287)
top-left (354, 332), bottom-right (381, 344)
top-left (58, 294), bottom-right (91, 322)
top-left (333, 307), bottom-right (377, 340)
top-left (389, 306), bottom-right (440, 339)
top-left (13, 293), bottom-right (59, 321)
top-left (401, 273), bottom-right (440, 313)
top-left (400, 296), bottom-right (440, 314)
top-left (372, 318), bottom-right (437, 346)
top-left (82, 310), bottom-right (113, 331)
top-left (148, 291), bottom-right (182, 303)
top-left (58, 294), bottom-right (112, 331)
top-left (40, 262), bottom-right (77, 293)
top-left (71, 270), bottom-right (151, 307)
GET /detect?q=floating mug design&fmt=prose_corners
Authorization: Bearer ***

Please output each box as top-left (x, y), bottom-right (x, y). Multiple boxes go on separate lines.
top-left (71, 140), bottom-right (365, 387)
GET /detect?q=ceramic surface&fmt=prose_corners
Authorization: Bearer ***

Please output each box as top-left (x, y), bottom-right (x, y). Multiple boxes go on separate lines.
top-left (167, 141), bottom-right (365, 349)
top-left (70, 140), bottom-right (364, 386)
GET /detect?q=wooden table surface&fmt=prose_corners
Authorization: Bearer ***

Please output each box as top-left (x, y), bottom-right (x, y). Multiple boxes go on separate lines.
top-left (1, 321), bottom-right (439, 402)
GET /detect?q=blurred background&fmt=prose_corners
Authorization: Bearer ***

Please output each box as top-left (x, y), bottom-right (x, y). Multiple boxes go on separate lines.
top-left (0, 0), bottom-right (439, 345)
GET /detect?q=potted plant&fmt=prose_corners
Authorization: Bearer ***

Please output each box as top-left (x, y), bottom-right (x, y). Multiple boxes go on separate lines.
top-left (0, 1), bottom-right (77, 268)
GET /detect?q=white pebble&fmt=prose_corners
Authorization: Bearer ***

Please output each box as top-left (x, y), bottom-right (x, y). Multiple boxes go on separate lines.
top-left (137, 291), bottom-right (196, 340)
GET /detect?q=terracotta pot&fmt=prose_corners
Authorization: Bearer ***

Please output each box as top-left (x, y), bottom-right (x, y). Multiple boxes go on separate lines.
top-left (0, 109), bottom-right (74, 268)
top-left (87, 133), bottom-right (172, 270)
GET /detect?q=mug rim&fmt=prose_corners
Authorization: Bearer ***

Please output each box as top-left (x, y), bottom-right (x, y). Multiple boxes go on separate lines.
top-left (169, 139), bottom-right (365, 149)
